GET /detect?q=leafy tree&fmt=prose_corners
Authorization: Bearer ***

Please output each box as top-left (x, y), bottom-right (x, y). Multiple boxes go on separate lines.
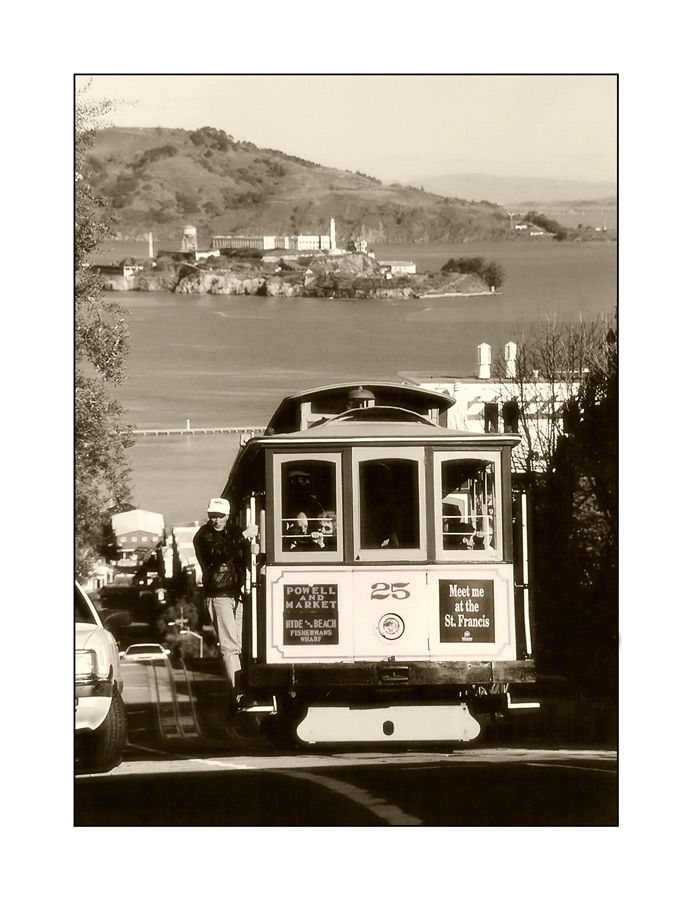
top-left (442, 256), bottom-right (485, 274)
top-left (481, 261), bottom-right (505, 290)
top-left (175, 190), bottom-right (199, 216)
top-left (440, 256), bottom-right (505, 289)
top-left (497, 314), bottom-right (617, 711)
top-left (189, 126), bottom-right (233, 151)
top-left (523, 210), bottom-right (568, 241)
top-left (133, 144), bottom-right (179, 170)
top-left (75, 87), bottom-right (134, 579)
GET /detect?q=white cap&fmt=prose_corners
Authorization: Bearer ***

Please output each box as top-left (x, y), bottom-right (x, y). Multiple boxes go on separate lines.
top-left (207, 498), bottom-right (230, 515)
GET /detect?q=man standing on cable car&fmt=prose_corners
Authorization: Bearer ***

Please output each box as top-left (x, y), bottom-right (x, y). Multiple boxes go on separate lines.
top-left (193, 498), bottom-right (257, 723)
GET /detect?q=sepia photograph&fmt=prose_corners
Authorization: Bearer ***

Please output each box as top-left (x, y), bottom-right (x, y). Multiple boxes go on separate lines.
top-left (73, 72), bottom-right (618, 829)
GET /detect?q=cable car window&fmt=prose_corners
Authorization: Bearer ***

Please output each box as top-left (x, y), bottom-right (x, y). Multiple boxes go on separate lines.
top-left (440, 457), bottom-right (498, 555)
top-left (352, 450), bottom-right (426, 560)
top-left (280, 459), bottom-right (338, 554)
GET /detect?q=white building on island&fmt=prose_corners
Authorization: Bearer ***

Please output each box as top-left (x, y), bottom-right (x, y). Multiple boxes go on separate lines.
top-left (378, 259), bottom-right (417, 276)
top-left (212, 218), bottom-right (338, 252)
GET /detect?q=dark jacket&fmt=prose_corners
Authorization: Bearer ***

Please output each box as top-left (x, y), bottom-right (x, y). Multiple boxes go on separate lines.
top-left (193, 521), bottom-right (247, 598)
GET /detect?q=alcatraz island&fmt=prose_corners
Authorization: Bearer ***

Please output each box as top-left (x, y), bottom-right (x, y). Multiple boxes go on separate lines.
top-left (89, 124), bottom-right (614, 300)
top-left (97, 219), bottom-right (521, 300)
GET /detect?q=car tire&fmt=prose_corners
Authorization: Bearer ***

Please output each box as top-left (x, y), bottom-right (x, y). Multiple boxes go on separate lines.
top-left (79, 686), bottom-right (127, 773)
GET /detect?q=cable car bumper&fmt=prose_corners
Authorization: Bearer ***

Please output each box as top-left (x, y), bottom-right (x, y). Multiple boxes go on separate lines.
top-left (295, 701), bottom-right (482, 744)
top-left (246, 658), bottom-right (535, 690)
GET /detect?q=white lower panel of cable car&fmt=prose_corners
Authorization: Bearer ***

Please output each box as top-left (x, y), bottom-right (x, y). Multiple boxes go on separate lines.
top-left (295, 702), bottom-right (481, 744)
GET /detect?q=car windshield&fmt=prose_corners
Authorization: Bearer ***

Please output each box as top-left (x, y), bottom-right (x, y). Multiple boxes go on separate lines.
top-left (75, 584), bottom-right (97, 625)
top-left (128, 645), bottom-right (160, 653)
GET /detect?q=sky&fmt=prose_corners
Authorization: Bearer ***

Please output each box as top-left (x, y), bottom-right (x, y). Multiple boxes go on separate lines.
top-left (75, 74), bottom-right (617, 184)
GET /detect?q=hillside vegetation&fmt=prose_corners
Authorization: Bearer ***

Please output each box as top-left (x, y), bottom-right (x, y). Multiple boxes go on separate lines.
top-left (86, 126), bottom-right (514, 244)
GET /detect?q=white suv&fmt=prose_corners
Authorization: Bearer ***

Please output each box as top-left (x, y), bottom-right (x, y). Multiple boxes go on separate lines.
top-left (75, 582), bottom-right (130, 772)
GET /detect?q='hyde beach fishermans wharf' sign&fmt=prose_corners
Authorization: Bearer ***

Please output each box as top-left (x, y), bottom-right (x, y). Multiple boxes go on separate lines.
top-left (283, 584), bottom-right (339, 644)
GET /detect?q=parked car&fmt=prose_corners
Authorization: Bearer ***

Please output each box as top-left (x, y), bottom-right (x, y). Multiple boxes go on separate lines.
top-left (75, 581), bottom-right (131, 772)
top-left (119, 643), bottom-right (171, 661)
top-left (488, 675), bottom-right (594, 743)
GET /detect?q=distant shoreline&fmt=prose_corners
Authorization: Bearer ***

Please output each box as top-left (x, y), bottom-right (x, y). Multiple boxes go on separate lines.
top-left (420, 291), bottom-right (499, 299)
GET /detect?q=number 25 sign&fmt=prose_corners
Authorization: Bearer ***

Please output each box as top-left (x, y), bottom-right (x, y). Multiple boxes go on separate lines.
top-left (370, 582), bottom-right (411, 600)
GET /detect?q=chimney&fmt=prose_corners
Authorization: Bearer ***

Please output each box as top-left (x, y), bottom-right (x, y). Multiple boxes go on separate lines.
top-left (477, 343), bottom-right (491, 379)
top-left (504, 341), bottom-right (517, 378)
top-left (148, 232), bottom-right (154, 259)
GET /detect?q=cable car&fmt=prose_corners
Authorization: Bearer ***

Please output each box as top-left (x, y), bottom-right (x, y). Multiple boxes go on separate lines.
top-left (222, 382), bottom-right (535, 745)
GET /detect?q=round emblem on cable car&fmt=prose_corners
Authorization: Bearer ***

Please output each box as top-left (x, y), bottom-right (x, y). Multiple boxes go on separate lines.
top-left (378, 613), bottom-right (405, 640)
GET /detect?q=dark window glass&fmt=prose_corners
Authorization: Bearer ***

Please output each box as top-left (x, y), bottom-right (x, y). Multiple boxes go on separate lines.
top-left (359, 459), bottom-right (419, 550)
top-left (75, 585), bottom-right (97, 625)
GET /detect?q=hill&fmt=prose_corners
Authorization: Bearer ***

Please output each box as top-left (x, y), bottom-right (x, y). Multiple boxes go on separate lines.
top-left (401, 172), bottom-right (617, 206)
top-left (85, 127), bottom-right (517, 244)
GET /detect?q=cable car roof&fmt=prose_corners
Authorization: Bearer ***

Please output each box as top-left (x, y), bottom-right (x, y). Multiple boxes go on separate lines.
top-left (265, 381), bottom-right (456, 435)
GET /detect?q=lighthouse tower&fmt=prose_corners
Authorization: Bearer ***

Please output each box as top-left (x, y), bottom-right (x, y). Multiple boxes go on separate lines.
top-left (329, 217), bottom-right (336, 250)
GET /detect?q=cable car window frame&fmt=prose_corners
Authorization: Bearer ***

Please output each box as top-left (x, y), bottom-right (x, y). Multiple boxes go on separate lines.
top-left (352, 447), bottom-right (427, 562)
top-left (272, 452), bottom-right (344, 563)
top-left (433, 449), bottom-right (503, 561)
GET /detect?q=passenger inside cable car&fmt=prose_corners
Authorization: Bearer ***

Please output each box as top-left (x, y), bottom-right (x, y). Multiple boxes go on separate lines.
top-left (282, 464), bottom-right (336, 552)
top-left (441, 459), bottom-right (496, 552)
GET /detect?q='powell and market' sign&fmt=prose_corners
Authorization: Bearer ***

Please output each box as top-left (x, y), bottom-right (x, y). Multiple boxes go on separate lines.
top-left (283, 584), bottom-right (339, 645)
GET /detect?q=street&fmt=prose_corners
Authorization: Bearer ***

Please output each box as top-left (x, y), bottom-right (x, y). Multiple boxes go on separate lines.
top-left (75, 656), bottom-right (617, 826)
top-left (76, 745), bottom-right (616, 827)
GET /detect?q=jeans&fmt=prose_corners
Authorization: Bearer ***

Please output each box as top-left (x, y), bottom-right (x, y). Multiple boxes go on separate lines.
top-left (206, 595), bottom-right (243, 689)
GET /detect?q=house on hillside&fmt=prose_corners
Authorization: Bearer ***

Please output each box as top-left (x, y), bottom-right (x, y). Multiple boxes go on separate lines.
top-left (111, 509), bottom-right (165, 560)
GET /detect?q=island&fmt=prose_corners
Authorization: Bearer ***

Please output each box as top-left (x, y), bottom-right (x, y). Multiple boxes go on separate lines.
top-left (98, 247), bottom-right (500, 300)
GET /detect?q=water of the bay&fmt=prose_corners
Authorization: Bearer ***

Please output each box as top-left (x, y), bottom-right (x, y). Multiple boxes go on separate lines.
top-left (118, 240), bottom-right (616, 525)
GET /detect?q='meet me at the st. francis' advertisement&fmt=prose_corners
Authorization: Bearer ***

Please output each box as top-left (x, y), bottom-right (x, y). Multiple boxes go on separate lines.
top-left (439, 579), bottom-right (495, 643)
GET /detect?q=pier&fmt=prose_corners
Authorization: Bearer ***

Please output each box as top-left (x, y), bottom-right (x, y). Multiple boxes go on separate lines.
top-left (133, 422), bottom-right (265, 437)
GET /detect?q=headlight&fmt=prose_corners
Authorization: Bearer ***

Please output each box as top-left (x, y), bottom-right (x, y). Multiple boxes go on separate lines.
top-left (75, 649), bottom-right (98, 682)
top-left (378, 613), bottom-right (405, 640)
